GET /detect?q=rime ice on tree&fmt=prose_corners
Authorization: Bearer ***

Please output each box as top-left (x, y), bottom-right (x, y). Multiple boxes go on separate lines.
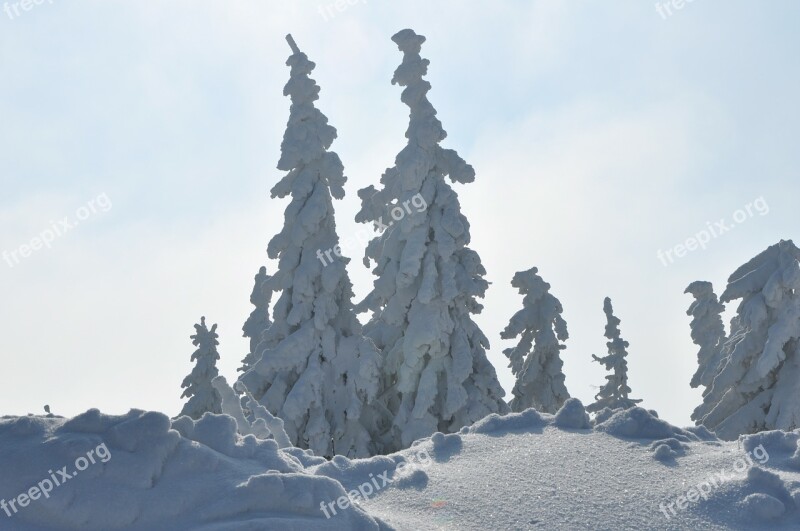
top-left (239, 35), bottom-right (383, 458)
top-left (179, 316), bottom-right (223, 420)
top-left (212, 375), bottom-right (293, 448)
top-left (501, 267), bottom-right (570, 413)
top-left (238, 266), bottom-right (272, 373)
top-left (684, 281), bottom-right (727, 393)
top-left (694, 240), bottom-right (800, 439)
top-left (587, 298), bottom-right (642, 413)
top-left (355, 29), bottom-right (508, 450)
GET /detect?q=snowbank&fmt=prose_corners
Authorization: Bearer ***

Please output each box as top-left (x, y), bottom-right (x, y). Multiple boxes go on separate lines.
top-left (0, 410), bottom-right (386, 530)
top-left (3, 402), bottom-right (800, 529)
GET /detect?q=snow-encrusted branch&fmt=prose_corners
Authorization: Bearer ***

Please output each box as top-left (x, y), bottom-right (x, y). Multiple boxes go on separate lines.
top-left (286, 34), bottom-right (300, 54)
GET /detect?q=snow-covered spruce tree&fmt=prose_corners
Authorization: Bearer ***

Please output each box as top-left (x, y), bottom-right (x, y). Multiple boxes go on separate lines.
top-left (693, 239), bottom-right (800, 439)
top-left (355, 29), bottom-right (508, 451)
top-left (238, 266), bottom-right (272, 373)
top-left (587, 298), bottom-right (642, 413)
top-left (239, 35), bottom-right (382, 458)
top-left (179, 316), bottom-right (223, 420)
top-left (685, 281), bottom-right (727, 392)
top-left (501, 267), bottom-right (570, 413)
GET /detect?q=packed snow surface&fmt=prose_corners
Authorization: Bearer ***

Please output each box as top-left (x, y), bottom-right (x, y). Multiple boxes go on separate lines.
top-left (2, 402), bottom-right (800, 529)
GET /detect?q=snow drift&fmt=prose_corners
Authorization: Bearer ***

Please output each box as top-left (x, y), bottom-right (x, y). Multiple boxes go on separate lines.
top-left (0, 410), bottom-right (386, 530)
top-left (3, 402), bottom-right (800, 529)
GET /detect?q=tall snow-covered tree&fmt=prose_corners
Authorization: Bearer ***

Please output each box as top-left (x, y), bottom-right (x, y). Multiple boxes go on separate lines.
top-left (239, 35), bottom-right (383, 458)
top-left (501, 267), bottom-right (570, 413)
top-left (238, 266), bottom-right (272, 373)
top-left (355, 29), bottom-right (508, 451)
top-left (685, 281), bottom-right (727, 391)
top-left (693, 239), bottom-right (800, 439)
top-left (587, 298), bottom-right (642, 413)
top-left (179, 316), bottom-right (223, 420)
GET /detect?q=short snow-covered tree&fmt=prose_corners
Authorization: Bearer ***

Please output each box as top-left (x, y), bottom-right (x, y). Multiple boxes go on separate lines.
top-left (501, 267), bottom-right (570, 413)
top-left (587, 298), bottom-right (642, 413)
top-left (179, 316), bottom-right (223, 419)
top-left (694, 239), bottom-right (800, 439)
top-left (238, 266), bottom-right (272, 373)
top-left (355, 29), bottom-right (508, 451)
top-left (685, 281), bottom-right (727, 392)
top-left (239, 35), bottom-right (382, 458)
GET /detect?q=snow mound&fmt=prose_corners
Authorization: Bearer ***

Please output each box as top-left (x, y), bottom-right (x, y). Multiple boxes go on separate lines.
top-left (650, 438), bottom-right (689, 462)
top-left (0, 410), bottom-right (387, 530)
top-left (314, 454), bottom-right (400, 491)
top-left (428, 432), bottom-right (463, 462)
top-left (463, 403), bottom-right (692, 441)
top-left (734, 467), bottom-right (797, 523)
top-left (684, 424), bottom-right (719, 442)
top-left (591, 406), bottom-right (619, 424)
top-left (740, 493), bottom-right (785, 520)
top-left (741, 429), bottom-right (800, 469)
top-left (693, 461), bottom-right (798, 527)
top-left (463, 408), bottom-right (549, 435)
top-left (595, 406), bottom-right (698, 441)
top-left (553, 398), bottom-right (591, 429)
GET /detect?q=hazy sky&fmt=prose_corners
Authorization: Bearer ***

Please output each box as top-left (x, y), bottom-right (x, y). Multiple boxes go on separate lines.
top-left (2, 1), bottom-right (798, 428)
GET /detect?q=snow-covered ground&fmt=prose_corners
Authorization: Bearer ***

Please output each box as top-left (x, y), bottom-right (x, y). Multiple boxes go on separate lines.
top-left (2, 402), bottom-right (798, 530)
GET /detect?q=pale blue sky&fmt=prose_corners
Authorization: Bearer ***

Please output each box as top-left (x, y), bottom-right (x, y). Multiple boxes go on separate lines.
top-left (1, 1), bottom-right (798, 428)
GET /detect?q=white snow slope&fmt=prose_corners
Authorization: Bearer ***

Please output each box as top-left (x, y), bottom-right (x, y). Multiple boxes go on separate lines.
top-left (2, 402), bottom-right (799, 530)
